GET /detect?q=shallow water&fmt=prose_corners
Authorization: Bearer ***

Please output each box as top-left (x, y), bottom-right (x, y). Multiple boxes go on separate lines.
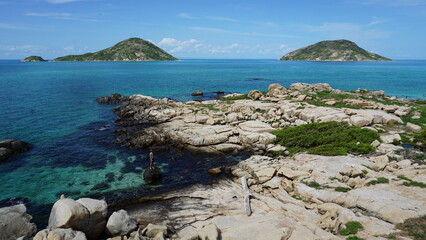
top-left (0, 59), bottom-right (425, 225)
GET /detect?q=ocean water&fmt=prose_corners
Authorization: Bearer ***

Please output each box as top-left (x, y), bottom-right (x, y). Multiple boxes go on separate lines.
top-left (0, 59), bottom-right (425, 224)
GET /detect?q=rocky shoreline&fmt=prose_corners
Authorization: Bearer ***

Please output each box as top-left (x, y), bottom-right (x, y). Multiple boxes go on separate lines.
top-left (1, 83), bottom-right (425, 240)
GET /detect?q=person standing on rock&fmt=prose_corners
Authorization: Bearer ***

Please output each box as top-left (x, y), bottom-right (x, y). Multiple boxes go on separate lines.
top-left (149, 149), bottom-right (154, 170)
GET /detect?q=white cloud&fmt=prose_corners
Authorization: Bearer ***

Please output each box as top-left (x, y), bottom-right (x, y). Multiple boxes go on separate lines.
top-left (0, 23), bottom-right (28, 30)
top-left (26, 12), bottom-right (72, 19)
top-left (367, 16), bottom-right (389, 26)
top-left (158, 38), bottom-right (200, 53)
top-left (178, 12), bottom-right (196, 19)
top-left (205, 16), bottom-right (238, 22)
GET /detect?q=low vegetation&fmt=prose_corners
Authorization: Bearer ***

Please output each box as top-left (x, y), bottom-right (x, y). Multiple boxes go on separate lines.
top-left (397, 175), bottom-right (426, 188)
top-left (369, 177), bottom-right (389, 185)
top-left (220, 94), bottom-right (248, 104)
top-left (397, 215), bottom-right (426, 240)
top-left (339, 221), bottom-right (364, 236)
top-left (271, 121), bottom-right (379, 156)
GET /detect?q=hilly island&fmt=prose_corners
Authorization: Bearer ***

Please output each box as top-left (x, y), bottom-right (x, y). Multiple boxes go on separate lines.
top-left (280, 39), bottom-right (391, 61)
top-left (54, 37), bottom-right (177, 61)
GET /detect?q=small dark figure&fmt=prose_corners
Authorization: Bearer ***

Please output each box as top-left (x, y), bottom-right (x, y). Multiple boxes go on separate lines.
top-left (149, 149), bottom-right (154, 169)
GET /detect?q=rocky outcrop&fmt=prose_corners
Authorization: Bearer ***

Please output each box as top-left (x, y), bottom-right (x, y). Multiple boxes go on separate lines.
top-left (111, 83), bottom-right (408, 155)
top-left (0, 204), bottom-right (37, 240)
top-left (121, 151), bottom-right (425, 240)
top-left (0, 139), bottom-right (30, 162)
top-left (97, 94), bottom-right (128, 104)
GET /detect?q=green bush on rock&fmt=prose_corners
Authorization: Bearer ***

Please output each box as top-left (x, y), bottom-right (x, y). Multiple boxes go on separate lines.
top-left (271, 121), bottom-right (379, 156)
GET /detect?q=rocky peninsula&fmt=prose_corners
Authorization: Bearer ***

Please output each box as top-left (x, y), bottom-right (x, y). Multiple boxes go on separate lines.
top-left (1, 83), bottom-right (425, 240)
top-left (280, 40), bottom-right (391, 61)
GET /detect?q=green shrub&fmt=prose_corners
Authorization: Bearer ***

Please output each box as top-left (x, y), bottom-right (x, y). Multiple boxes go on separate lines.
top-left (271, 122), bottom-right (379, 156)
top-left (346, 237), bottom-right (363, 240)
top-left (370, 177), bottom-right (389, 185)
top-left (220, 94), bottom-right (248, 104)
top-left (335, 187), bottom-right (352, 192)
top-left (398, 175), bottom-right (426, 188)
top-left (339, 221), bottom-right (364, 236)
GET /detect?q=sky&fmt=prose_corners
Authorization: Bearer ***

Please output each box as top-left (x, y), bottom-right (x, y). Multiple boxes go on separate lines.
top-left (1, 0), bottom-right (426, 59)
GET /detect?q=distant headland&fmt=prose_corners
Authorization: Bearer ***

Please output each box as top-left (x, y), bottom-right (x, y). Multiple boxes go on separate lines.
top-left (53, 37), bottom-right (178, 62)
top-left (280, 39), bottom-right (391, 61)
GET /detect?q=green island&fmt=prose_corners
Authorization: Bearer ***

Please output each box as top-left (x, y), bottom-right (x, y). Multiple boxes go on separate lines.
top-left (280, 39), bottom-right (391, 61)
top-left (20, 56), bottom-right (47, 62)
top-left (54, 37), bottom-right (177, 61)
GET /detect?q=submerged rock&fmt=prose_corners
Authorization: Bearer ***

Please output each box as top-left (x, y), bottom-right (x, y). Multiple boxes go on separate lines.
top-left (192, 90), bottom-right (203, 96)
top-left (0, 139), bottom-right (30, 162)
top-left (143, 167), bottom-right (161, 184)
top-left (0, 204), bottom-right (37, 240)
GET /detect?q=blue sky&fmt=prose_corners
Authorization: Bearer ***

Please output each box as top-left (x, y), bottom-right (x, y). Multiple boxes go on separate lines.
top-left (1, 0), bottom-right (426, 59)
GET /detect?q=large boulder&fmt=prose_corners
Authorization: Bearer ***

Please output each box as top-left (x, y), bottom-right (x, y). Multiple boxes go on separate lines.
top-left (76, 198), bottom-right (108, 239)
top-left (267, 83), bottom-right (287, 97)
top-left (48, 197), bottom-right (90, 233)
top-left (106, 210), bottom-right (138, 236)
top-left (0, 204), bottom-right (37, 240)
top-left (96, 93), bottom-right (127, 104)
top-left (143, 167), bottom-right (161, 184)
top-left (0, 139), bottom-right (30, 162)
top-left (33, 228), bottom-right (87, 240)
top-left (247, 90), bottom-right (263, 100)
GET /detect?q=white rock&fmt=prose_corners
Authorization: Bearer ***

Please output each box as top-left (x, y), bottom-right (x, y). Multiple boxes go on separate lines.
top-left (106, 210), bottom-right (137, 236)
top-left (350, 115), bottom-right (372, 127)
top-left (380, 134), bottom-right (401, 144)
top-left (407, 122), bottom-right (422, 133)
top-left (0, 204), bottom-right (37, 240)
top-left (142, 223), bottom-right (168, 238)
top-left (48, 198), bottom-right (90, 232)
top-left (33, 228), bottom-right (87, 240)
top-left (198, 222), bottom-right (220, 240)
top-left (370, 155), bottom-right (389, 171)
top-left (238, 121), bottom-right (275, 133)
top-left (396, 160), bottom-right (412, 169)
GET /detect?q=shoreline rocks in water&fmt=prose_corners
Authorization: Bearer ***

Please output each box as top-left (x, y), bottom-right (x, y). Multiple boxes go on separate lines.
top-left (0, 139), bottom-right (30, 162)
top-left (96, 93), bottom-right (128, 104)
top-left (111, 83), bottom-right (410, 156)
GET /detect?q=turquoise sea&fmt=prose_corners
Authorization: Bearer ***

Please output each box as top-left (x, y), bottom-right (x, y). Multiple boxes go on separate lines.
top-left (0, 59), bottom-right (425, 225)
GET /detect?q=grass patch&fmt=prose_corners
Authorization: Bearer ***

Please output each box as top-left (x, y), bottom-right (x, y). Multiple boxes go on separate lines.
top-left (362, 169), bottom-right (368, 175)
top-left (220, 94), bottom-right (248, 104)
top-left (271, 121), bottom-right (379, 156)
top-left (339, 221), bottom-right (364, 236)
top-left (397, 215), bottom-right (426, 240)
top-left (303, 180), bottom-right (322, 189)
top-left (386, 234), bottom-right (396, 239)
top-left (196, 104), bottom-right (220, 112)
top-left (291, 195), bottom-right (302, 200)
top-left (335, 187), bottom-right (352, 192)
top-left (369, 177), bottom-right (389, 185)
top-left (256, 109), bottom-right (267, 114)
top-left (398, 175), bottom-right (426, 188)
top-left (413, 129), bottom-right (426, 151)
top-left (346, 237), bottom-right (363, 240)
top-left (315, 90), bottom-right (356, 100)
